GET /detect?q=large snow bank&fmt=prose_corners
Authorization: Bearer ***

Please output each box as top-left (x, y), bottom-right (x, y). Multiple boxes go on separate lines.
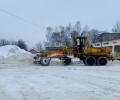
top-left (0, 45), bottom-right (34, 65)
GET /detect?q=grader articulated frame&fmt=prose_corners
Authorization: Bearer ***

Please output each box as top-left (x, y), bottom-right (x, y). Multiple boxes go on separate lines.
top-left (34, 36), bottom-right (112, 66)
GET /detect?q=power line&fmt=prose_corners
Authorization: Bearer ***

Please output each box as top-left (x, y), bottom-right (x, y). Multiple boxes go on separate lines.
top-left (0, 8), bottom-right (45, 29)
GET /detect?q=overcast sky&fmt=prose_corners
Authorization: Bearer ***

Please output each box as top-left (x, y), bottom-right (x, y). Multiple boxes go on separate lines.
top-left (0, 0), bottom-right (120, 48)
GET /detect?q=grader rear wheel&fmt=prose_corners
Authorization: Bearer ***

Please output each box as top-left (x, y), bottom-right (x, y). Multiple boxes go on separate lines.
top-left (97, 56), bottom-right (108, 66)
top-left (40, 57), bottom-right (50, 66)
top-left (85, 56), bottom-right (96, 66)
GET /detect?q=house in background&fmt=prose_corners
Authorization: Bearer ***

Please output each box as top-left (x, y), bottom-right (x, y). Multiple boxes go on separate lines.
top-left (29, 49), bottom-right (37, 54)
top-left (96, 33), bottom-right (120, 42)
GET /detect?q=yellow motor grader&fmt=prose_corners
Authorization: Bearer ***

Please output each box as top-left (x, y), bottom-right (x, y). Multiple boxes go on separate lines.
top-left (34, 36), bottom-right (111, 66)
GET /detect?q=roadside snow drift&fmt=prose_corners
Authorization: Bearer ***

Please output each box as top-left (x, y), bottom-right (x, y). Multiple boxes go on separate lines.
top-left (0, 45), bottom-right (34, 65)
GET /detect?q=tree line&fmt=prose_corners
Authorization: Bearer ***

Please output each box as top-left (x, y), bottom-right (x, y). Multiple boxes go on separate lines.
top-left (45, 21), bottom-right (120, 48)
top-left (45, 21), bottom-right (103, 48)
top-left (0, 21), bottom-right (120, 52)
top-left (0, 39), bottom-right (28, 51)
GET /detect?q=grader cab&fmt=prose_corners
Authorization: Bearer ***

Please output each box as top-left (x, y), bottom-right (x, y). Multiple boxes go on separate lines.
top-left (34, 36), bottom-right (111, 66)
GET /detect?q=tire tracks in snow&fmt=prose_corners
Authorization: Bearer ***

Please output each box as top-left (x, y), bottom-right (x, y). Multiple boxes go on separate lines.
top-left (52, 68), bottom-right (120, 99)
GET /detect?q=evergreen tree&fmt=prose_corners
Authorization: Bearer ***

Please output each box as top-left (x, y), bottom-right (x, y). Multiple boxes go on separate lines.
top-left (17, 39), bottom-right (28, 51)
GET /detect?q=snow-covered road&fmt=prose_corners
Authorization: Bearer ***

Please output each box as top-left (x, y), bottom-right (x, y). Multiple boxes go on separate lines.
top-left (0, 61), bottom-right (120, 100)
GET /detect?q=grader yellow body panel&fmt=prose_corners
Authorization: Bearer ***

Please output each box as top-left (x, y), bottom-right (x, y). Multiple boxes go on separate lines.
top-left (85, 47), bottom-right (111, 57)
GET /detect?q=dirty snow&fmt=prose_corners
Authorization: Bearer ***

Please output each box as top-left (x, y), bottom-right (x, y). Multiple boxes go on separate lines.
top-left (0, 45), bottom-right (120, 100)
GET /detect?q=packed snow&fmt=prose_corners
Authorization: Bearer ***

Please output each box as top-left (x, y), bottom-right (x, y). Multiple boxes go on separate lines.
top-left (0, 45), bottom-right (34, 65)
top-left (0, 45), bottom-right (120, 100)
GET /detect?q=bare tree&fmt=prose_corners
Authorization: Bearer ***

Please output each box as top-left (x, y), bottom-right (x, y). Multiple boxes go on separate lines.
top-left (45, 26), bottom-right (53, 47)
top-left (87, 29), bottom-right (100, 43)
top-left (65, 23), bottom-right (72, 38)
top-left (9, 40), bottom-right (17, 45)
top-left (73, 21), bottom-right (81, 35)
top-left (81, 25), bottom-right (89, 36)
top-left (65, 23), bottom-right (73, 47)
top-left (112, 21), bottom-right (120, 33)
top-left (34, 42), bottom-right (43, 52)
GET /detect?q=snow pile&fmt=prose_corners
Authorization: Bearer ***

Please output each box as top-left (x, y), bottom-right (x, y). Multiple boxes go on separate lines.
top-left (0, 45), bottom-right (34, 65)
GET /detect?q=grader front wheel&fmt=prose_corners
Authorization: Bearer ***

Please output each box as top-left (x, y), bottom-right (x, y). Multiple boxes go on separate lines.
top-left (40, 57), bottom-right (51, 66)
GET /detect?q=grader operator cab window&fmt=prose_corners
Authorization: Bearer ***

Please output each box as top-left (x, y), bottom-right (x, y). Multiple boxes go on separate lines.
top-left (74, 37), bottom-right (86, 53)
top-left (77, 39), bottom-right (80, 45)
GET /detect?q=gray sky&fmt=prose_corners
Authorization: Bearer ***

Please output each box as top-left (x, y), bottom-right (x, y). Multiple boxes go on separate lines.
top-left (0, 0), bottom-right (120, 48)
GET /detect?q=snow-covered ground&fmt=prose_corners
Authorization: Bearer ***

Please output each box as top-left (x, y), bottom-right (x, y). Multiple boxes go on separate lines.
top-left (0, 45), bottom-right (120, 100)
